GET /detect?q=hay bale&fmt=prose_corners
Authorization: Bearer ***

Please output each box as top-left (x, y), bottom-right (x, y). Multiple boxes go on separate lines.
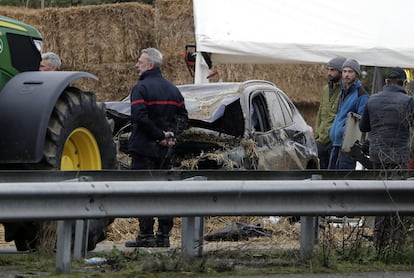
top-left (70, 62), bottom-right (137, 101)
top-left (0, 6), bottom-right (40, 25)
top-left (154, 0), bottom-right (195, 85)
top-left (46, 3), bottom-right (154, 67)
top-left (203, 62), bottom-right (325, 105)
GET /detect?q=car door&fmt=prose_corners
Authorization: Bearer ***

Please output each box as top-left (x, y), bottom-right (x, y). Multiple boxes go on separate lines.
top-left (249, 89), bottom-right (302, 170)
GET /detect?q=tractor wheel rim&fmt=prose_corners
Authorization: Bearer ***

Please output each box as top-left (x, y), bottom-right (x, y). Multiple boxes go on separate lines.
top-left (61, 127), bottom-right (102, 170)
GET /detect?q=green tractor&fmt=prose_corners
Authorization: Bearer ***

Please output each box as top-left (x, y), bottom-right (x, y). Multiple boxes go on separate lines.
top-left (0, 16), bottom-right (117, 251)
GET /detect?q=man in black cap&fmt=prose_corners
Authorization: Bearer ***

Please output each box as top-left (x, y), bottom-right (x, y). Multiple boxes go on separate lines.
top-left (315, 56), bottom-right (346, 168)
top-left (359, 67), bottom-right (414, 169)
top-left (359, 67), bottom-right (414, 253)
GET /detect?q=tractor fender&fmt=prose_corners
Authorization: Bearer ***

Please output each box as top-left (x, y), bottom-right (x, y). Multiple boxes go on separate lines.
top-left (0, 71), bottom-right (98, 163)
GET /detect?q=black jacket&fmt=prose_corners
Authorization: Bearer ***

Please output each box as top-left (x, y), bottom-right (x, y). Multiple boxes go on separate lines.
top-left (359, 85), bottom-right (414, 165)
top-left (129, 68), bottom-right (188, 158)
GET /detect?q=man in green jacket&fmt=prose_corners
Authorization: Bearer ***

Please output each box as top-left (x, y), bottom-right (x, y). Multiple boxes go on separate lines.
top-left (314, 56), bottom-right (346, 168)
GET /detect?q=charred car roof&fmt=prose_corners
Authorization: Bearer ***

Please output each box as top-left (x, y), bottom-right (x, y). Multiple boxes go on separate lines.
top-left (105, 82), bottom-right (248, 137)
top-left (178, 82), bottom-right (245, 136)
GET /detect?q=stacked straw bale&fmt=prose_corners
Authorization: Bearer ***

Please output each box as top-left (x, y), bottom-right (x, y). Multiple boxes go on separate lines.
top-left (1, 3), bottom-right (154, 101)
top-left (0, 0), bottom-right (325, 126)
top-left (154, 0), bottom-right (195, 85)
top-left (49, 3), bottom-right (154, 100)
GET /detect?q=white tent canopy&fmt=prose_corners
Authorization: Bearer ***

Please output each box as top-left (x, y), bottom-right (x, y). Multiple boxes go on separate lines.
top-left (193, 0), bottom-right (414, 68)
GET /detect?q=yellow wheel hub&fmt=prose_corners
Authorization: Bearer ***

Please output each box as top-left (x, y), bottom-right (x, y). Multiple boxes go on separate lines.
top-left (60, 128), bottom-right (102, 170)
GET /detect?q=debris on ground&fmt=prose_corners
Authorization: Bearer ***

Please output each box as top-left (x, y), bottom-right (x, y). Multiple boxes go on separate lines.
top-left (204, 222), bottom-right (272, 241)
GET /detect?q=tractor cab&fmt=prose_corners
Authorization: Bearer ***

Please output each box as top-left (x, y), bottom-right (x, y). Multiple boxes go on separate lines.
top-left (0, 15), bottom-right (43, 91)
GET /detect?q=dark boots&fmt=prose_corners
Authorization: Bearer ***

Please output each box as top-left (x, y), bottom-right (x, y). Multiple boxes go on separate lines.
top-left (155, 231), bottom-right (170, 247)
top-left (125, 233), bottom-right (170, 248)
top-left (156, 217), bottom-right (173, 247)
top-left (125, 234), bottom-right (156, 247)
top-left (125, 217), bottom-right (172, 248)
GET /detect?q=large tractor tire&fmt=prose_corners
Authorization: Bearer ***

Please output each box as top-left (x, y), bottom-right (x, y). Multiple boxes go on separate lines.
top-left (10, 87), bottom-right (117, 252)
top-left (43, 87), bottom-right (117, 170)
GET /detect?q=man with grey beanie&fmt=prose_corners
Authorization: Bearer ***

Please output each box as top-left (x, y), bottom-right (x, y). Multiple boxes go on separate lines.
top-left (328, 58), bottom-right (369, 169)
top-left (315, 56), bottom-right (346, 168)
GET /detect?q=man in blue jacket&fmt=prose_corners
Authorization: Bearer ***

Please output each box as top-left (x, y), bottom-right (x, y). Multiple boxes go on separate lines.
top-left (359, 67), bottom-right (414, 169)
top-left (328, 59), bottom-right (369, 169)
top-left (125, 48), bottom-right (188, 248)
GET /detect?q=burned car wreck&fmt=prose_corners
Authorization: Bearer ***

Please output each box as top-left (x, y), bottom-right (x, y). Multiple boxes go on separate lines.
top-left (105, 80), bottom-right (319, 170)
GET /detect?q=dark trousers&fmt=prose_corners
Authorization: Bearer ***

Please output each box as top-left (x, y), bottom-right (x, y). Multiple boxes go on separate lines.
top-left (139, 217), bottom-right (174, 236)
top-left (131, 154), bottom-right (173, 236)
top-left (328, 146), bottom-right (356, 170)
top-left (370, 163), bottom-right (406, 252)
top-left (316, 141), bottom-right (332, 169)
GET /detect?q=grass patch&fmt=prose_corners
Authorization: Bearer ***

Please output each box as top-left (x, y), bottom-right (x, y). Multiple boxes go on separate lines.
top-left (2, 216), bottom-right (414, 276)
top-left (2, 244), bottom-right (414, 277)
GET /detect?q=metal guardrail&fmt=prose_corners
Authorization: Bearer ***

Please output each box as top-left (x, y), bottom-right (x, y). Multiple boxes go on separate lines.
top-left (0, 170), bottom-right (413, 273)
top-left (1, 179), bottom-right (414, 219)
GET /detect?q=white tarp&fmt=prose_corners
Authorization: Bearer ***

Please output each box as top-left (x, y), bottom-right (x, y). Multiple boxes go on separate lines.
top-left (193, 0), bottom-right (414, 68)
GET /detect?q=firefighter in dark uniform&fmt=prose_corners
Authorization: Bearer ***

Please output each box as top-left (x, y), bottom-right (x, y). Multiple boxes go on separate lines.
top-left (125, 48), bottom-right (188, 248)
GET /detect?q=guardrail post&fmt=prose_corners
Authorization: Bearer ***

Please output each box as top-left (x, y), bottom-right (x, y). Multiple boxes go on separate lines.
top-left (300, 174), bottom-right (322, 260)
top-left (56, 220), bottom-right (74, 274)
top-left (182, 216), bottom-right (204, 257)
top-left (181, 176), bottom-right (207, 258)
top-left (67, 176), bottom-right (91, 261)
top-left (73, 219), bottom-right (89, 260)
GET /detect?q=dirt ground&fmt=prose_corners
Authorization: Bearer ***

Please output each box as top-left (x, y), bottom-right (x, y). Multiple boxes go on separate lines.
top-left (106, 216), bottom-right (301, 247)
top-left (0, 216), bottom-right (371, 252)
top-left (0, 216), bottom-right (302, 250)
